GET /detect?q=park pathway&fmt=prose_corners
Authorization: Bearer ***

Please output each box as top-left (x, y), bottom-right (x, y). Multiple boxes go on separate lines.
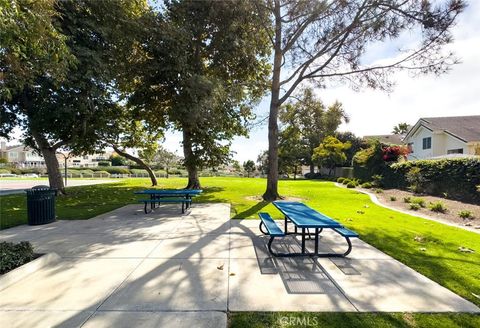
top-left (0, 203), bottom-right (478, 327)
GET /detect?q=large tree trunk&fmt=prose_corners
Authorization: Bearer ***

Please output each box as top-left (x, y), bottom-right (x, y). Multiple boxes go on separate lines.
top-left (182, 129), bottom-right (201, 189)
top-left (31, 131), bottom-right (65, 194)
top-left (263, 1), bottom-right (282, 201)
top-left (309, 162), bottom-right (315, 175)
top-left (112, 145), bottom-right (157, 186)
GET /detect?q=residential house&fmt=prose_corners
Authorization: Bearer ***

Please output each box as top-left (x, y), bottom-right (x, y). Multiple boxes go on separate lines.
top-left (403, 116), bottom-right (480, 160)
top-left (61, 152), bottom-right (113, 168)
top-left (1, 141), bottom-right (113, 168)
top-left (0, 142), bottom-right (45, 167)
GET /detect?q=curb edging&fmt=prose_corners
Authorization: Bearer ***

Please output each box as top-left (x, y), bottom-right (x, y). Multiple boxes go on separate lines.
top-left (0, 252), bottom-right (61, 291)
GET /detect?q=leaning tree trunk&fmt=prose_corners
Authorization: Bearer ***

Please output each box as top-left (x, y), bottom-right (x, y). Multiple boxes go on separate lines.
top-left (112, 145), bottom-right (157, 186)
top-left (31, 131), bottom-right (65, 194)
top-left (182, 129), bottom-right (201, 189)
top-left (263, 3), bottom-right (282, 201)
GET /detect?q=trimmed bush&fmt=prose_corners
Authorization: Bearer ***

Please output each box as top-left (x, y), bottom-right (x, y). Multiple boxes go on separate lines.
top-left (304, 172), bottom-right (322, 179)
top-left (0, 241), bottom-right (35, 274)
top-left (410, 197), bottom-right (426, 208)
top-left (371, 174), bottom-right (383, 187)
top-left (429, 201), bottom-right (448, 213)
top-left (361, 182), bottom-right (373, 189)
top-left (406, 167), bottom-right (426, 193)
top-left (92, 167), bottom-right (130, 174)
top-left (403, 196), bottom-right (411, 203)
top-left (93, 170), bottom-right (110, 177)
top-left (98, 161), bottom-right (111, 167)
top-left (69, 170), bottom-right (83, 177)
top-left (131, 169), bottom-right (148, 175)
top-left (346, 181), bottom-right (356, 188)
top-left (390, 196), bottom-right (397, 201)
top-left (337, 177), bottom-right (346, 183)
top-left (409, 203), bottom-right (421, 211)
top-left (0, 168), bottom-right (11, 174)
top-left (17, 167), bottom-right (46, 174)
top-left (458, 210), bottom-right (473, 219)
top-left (342, 178), bottom-right (351, 185)
top-left (374, 188), bottom-right (383, 194)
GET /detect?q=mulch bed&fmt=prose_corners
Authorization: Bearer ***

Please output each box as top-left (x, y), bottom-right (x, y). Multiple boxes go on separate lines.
top-left (370, 188), bottom-right (480, 229)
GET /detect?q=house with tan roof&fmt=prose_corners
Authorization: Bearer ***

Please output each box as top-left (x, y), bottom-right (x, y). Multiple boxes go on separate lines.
top-left (403, 116), bottom-right (480, 160)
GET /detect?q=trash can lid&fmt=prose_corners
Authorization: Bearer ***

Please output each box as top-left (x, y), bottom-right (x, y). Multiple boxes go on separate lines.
top-left (32, 185), bottom-right (50, 190)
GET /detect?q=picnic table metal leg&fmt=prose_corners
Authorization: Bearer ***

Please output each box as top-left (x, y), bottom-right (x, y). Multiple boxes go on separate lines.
top-left (301, 228), bottom-right (306, 254)
top-left (259, 221), bottom-right (268, 235)
top-left (284, 216), bottom-right (288, 234)
top-left (314, 228), bottom-right (319, 254)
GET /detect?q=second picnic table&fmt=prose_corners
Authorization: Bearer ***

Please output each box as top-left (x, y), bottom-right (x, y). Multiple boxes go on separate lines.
top-left (134, 189), bottom-right (203, 214)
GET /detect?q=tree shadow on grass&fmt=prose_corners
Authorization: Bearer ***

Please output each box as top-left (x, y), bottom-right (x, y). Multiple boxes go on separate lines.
top-left (232, 201), bottom-right (270, 219)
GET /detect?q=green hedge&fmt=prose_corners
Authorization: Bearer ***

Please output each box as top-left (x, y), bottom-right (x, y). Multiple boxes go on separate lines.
top-left (385, 158), bottom-right (480, 203)
top-left (0, 241), bottom-right (35, 274)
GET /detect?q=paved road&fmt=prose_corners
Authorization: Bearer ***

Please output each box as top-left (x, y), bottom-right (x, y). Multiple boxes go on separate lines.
top-left (0, 179), bottom-right (116, 195)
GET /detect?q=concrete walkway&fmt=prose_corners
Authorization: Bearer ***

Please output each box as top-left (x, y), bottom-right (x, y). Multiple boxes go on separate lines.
top-left (0, 204), bottom-right (478, 327)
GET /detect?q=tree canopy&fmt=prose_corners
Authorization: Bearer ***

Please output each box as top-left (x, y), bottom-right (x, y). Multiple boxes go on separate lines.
top-left (1, 0), bottom-right (150, 191)
top-left (279, 88), bottom-right (349, 174)
top-left (243, 160), bottom-right (256, 178)
top-left (312, 136), bottom-right (351, 175)
top-left (124, 0), bottom-right (271, 189)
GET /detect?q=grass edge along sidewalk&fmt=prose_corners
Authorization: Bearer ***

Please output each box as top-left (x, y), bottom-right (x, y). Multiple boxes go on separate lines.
top-left (228, 312), bottom-right (480, 328)
top-left (0, 177), bottom-right (479, 308)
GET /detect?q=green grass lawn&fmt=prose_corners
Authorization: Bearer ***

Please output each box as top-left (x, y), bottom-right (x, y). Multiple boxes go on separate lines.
top-left (1, 177), bottom-right (479, 311)
top-left (228, 312), bottom-right (480, 328)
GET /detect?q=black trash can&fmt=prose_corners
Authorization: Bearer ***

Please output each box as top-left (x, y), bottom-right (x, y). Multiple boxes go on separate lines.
top-left (26, 186), bottom-right (57, 225)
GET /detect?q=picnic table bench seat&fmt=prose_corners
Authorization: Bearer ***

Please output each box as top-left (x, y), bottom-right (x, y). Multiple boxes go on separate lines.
top-left (333, 227), bottom-right (359, 238)
top-left (139, 198), bottom-right (192, 214)
top-left (258, 212), bottom-right (290, 257)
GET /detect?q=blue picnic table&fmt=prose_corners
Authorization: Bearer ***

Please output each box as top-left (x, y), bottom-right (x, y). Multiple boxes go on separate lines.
top-left (258, 201), bottom-right (358, 257)
top-left (134, 189), bottom-right (203, 214)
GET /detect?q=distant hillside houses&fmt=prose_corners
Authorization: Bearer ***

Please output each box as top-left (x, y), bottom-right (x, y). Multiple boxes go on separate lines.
top-left (0, 141), bottom-right (112, 168)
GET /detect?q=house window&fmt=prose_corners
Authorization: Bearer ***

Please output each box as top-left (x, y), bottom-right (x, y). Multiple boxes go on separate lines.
top-left (447, 148), bottom-right (463, 154)
top-left (422, 137), bottom-right (431, 150)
